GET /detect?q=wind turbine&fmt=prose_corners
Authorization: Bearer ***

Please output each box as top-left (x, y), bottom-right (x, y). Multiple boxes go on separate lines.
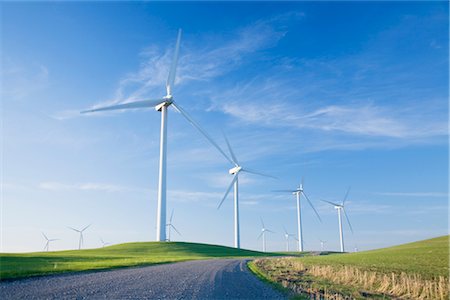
top-left (321, 187), bottom-right (354, 252)
top-left (100, 238), bottom-right (110, 248)
top-left (257, 218), bottom-right (274, 252)
top-left (319, 239), bottom-right (327, 251)
top-left (166, 209), bottom-right (181, 241)
top-left (217, 135), bottom-right (275, 249)
top-left (81, 29), bottom-right (231, 242)
top-left (282, 226), bottom-right (297, 252)
top-left (273, 178), bottom-right (321, 252)
top-left (68, 224), bottom-right (91, 250)
top-left (42, 232), bottom-right (58, 252)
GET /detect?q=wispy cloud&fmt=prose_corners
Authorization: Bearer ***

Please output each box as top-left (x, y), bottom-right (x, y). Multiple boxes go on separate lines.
top-left (38, 182), bottom-right (139, 193)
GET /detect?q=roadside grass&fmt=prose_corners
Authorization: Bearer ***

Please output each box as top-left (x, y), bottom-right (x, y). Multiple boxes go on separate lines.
top-left (0, 241), bottom-right (279, 280)
top-left (253, 235), bottom-right (449, 299)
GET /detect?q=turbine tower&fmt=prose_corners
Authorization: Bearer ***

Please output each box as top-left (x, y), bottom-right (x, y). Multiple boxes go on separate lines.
top-left (81, 29), bottom-right (231, 242)
top-left (42, 232), bottom-right (58, 252)
top-left (217, 135), bottom-right (275, 249)
top-left (319, 239), bottom-right (327, 251)
top-left (257, 218), bottom-right (274, 252)
top-left (166, 209), bottom-right (181, 241)
top-left (283, 226), bottom-right (297, 252)
top-left (68, 224), bottom-right (91, 250)
top-left (273, 178), bottom-right (321, 252)
top-left (321, 187), bottom-right (353, 252)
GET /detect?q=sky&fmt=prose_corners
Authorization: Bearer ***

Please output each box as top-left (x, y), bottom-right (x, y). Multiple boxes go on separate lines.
top-left (1, 1), bottom-right (448, 253)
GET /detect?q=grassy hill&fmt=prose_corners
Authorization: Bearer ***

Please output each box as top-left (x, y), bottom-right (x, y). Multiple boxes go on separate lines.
top-left (0, 241), bottom-right (278, 280)
top-left (252, 235), bottom-right (449, 299)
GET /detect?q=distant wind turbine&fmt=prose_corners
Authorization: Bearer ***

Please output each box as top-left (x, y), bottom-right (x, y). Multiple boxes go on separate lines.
top-left (100, 237), bottom-right (110, 248)
top-left (217, 135), bottom-right (275, 248)
top-left (81, 29), bottom-right (231, 242)
top-left (321, 187), bottom-right (354, 252)
top-left (68, 224), bottom-right (91, 250)
top-left (166, 209), bottom-right (181, 241)
top-left (319, 239), bottom-right (327, 251)
top-left (282, 226), bottom-right (297, 252)
top-left (273, 178), bottom-right (321, 252)
top-left (257, 218), bottom-right (274, 252)
top-left (42, 232), bottom-right (58, 252)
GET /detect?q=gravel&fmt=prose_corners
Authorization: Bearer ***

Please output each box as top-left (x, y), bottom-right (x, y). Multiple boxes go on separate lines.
top-left (0, 259), bottom-right (286, 299)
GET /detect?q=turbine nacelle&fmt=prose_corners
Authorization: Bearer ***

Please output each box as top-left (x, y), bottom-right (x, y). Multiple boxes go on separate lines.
top-left (229, 166), bottom-right (242, 175)
top-left (155, 96), bottom-right (173, 111)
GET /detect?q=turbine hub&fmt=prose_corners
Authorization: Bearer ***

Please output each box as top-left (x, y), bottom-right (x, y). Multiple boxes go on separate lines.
top-left (155, 96), bottom-right (173, 111)
top-left (229, 166), bottom-right (242, 174)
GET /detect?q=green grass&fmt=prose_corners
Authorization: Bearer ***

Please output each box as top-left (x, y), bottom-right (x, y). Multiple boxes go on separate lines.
top-left (0, 241), bottom-right (279, 280)
top-left (296, 235), bottom-right (449, 279)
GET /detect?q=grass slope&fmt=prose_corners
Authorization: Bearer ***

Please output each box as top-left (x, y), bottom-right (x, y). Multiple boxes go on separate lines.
top-left (0, 241), bottom-right (278, 280)
top-left (252, 235), bottom-right (449, 299)
top-left (297, 235), bottom-right (449, 278)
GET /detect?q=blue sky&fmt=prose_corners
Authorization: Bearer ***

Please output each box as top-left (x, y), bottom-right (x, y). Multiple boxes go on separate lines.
top-left (1, 2), bottom-right (448, 253)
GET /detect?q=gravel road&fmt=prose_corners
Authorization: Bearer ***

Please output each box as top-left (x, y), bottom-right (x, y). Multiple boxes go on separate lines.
top-left (0, 259), bottom-right (285, 299)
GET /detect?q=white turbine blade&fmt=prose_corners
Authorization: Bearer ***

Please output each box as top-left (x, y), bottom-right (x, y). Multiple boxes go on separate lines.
top-left (49, 239), bottom-right (59, 241)
top-left (343, 186), bottom-right (351, 205)
top-left (166, 29), bottom-right (182, 96)
top-left (260, 217), bottom-right (265, 229)
top-left (283, 226), bottom-right (288, 234)
top-left (172, 102), bottom-right (233, 164)
top-left (81, 99), bottom-right (164, 114)
top-left (272, 189), bottom-right (296, 193)
top-left (67, 226), bottom-right (80, 232)
top-left (343, 208), bottom-right (354, 234)
top-left (320, 199), bottom-right (340, 207)
top-left (82, 223), bottom-right (92, 232)
top-left (42, 232), bottom-right (48, 240)
top-left (257, 231), bottom-right (264, 240)
top-left (170, 209), bottom-right (174, 223)
top-left (170, 224), bottom-right (182, 236)
top-left (217, 173), bottom-right (238, 209)
top-left (242, 167), bottom-right (276, 179)
top-left (302, 192), bottom-right (322, 222)
top-left (267, 229), bottom-right (275, 234)
top-left (223, 134), bottom-right (239, 165)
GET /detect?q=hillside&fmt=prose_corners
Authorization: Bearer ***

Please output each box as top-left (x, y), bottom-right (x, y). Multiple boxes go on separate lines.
top-left (0, 241), bottom-right (277, 280)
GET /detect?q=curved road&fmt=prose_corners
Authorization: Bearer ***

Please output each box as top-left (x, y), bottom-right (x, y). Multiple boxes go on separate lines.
top-left (0, 259), bottom-right (285, 299)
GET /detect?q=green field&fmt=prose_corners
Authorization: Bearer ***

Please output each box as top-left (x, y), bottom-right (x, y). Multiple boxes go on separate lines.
top-left (251, 235), bottom-right (449, 299)
top-left (294, 235), bottom-right (449, 278)
top-left (0, 241), bottom-right (278, 280)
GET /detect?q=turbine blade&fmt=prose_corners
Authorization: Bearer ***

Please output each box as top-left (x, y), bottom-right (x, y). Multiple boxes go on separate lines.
top-left (301, 177), bottom-right (304, 186)
top-left (217, 173), bottom-right (238, 209)
top-left (82, 223), bottom-right (92, 232)
top-left (223, 133), bottom-right (239, 165)
top-left (302, 192), bottom-right (322, 222)
top-left (171, 224), bottom-right (182, 236)
top-left (343, 208), bottom-right (354, 234)
top-left (260, 217), bottom-right (265, 229)
top-left (283, 226), bottom-right (288, 234)
top-left (242, 167), bottom-right (276, 179)
top-left (320, 199), bottom-right (340, 207)
top-left (343, 186), bottom-right (351, 205)
top-left (67, 226), bottom-right (80, 232)
top-left (272, 190), bottom-right (296, 193)
top-left (81, 99), bottom-right (164, 114)
top-left (42, 232), bottom-right (48, 240)
top-left (172, 102), bottom-right (233, 164)
top-left (170, 209), bottom-right (174, 223)
top-left (166, 29), bottom-right (182, 96)
top-left (257, 231), bottom-right (263, 240)
top-left (267, 229), bottom-right (275, 234)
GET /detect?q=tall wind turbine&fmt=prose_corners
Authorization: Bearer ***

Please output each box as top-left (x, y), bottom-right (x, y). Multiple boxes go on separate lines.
top-left (81, 29), bottom-right (231, 242)
top-left (273, 178), bottom-right (321, 252)
top-left (321, 187), bottom-right (353, 252)
top-left (68, 224), bottom-right (91, 250)
top-left (282, 226), bottom-right (297, 252)
top-left (100, 238), bottom-right (110, 248)
top-left (42, 232), bottom-right (58, 252)
top-left (257, 218), bottom-right (274, 252)
top-left (166, 209), bottom-right (181, 241)
top-left (217, 135), bottom-right (275, 249)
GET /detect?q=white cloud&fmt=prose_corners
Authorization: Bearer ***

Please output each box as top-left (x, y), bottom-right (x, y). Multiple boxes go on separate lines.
top-left (38, 182), bottom-right (138, 193)
top-left (377, 192), bottom-right (448, 197)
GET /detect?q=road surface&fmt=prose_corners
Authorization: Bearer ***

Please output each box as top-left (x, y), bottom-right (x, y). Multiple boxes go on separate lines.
top-left (0, 259), bottom-right (285, 299)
